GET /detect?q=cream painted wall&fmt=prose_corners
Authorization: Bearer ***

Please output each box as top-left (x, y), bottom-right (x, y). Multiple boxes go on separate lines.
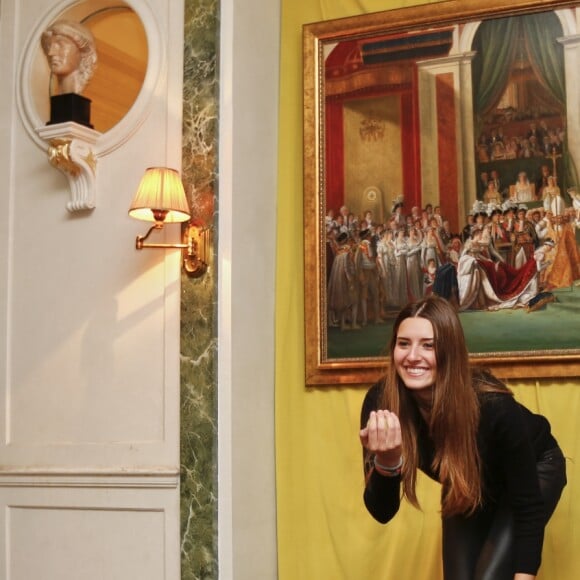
top-left (0, 0), bottom-right (281, 576)
top-left (218, 0), bottom-right (280, 577)
top-left (0, 0), bottom-right (183, 577)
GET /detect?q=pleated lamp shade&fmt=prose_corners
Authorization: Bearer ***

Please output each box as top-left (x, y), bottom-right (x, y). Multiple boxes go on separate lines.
top-left (128, 167), bottom-right (191, 223)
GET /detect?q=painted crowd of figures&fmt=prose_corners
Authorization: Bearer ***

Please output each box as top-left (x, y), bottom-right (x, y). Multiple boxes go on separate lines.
top-left (476, 120), bottom-right (564, 164)
top-left (326, 184), bottom-right (580, 331)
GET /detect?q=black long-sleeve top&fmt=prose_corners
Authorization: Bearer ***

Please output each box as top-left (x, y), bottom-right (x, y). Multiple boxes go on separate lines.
top-left (361, 381), bottom-right (559, 575)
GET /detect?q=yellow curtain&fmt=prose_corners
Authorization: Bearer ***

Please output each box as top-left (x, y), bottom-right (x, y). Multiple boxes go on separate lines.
top-left (275, 1), bottom-right (580, 579)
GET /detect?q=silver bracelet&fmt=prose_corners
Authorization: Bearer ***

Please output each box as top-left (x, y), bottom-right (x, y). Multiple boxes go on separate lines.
top-left (374, 455), bottom-right (403, 473)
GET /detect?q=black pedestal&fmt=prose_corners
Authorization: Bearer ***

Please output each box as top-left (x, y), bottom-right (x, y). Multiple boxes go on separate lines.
top-left (47, 93), bottom-right (93, 128)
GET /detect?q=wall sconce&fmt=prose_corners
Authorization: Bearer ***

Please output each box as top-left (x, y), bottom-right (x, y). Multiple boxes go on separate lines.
top-left (128, 167), bottom-right (209, 277)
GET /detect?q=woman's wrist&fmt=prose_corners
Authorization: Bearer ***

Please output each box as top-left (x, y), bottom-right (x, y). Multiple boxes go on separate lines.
top-left (373, 455), bottom-right (403, 477)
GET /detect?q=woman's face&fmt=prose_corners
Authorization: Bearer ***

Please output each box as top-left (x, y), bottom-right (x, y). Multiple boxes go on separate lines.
top-left (393, 317), bottom-right (437, 391)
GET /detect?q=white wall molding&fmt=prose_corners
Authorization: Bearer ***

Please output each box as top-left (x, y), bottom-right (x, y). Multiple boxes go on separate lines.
top-left (0, 469), bottom-right (179, 488)
top-left (2, 492), bottom-right (179, 580)
top-left (0, 0), bottom-right (183, 577)
top-left (1, 0), bottom-right (183, 472)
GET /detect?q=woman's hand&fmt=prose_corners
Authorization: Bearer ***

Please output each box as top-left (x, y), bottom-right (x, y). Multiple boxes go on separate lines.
top-left (360, 410), bottom-right (402, 467)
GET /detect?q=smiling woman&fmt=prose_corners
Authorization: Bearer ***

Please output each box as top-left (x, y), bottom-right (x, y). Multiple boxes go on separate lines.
top-left (359, 295), bottom-right (567, 579)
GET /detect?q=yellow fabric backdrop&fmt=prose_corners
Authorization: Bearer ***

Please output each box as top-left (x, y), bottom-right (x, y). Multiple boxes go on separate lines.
top-left (275, 1), bottom-right (580, 578)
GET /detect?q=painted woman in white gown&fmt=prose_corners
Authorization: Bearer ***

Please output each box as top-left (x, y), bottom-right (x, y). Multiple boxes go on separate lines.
top-left (542, 176), bottom-right (565, 216)
top-left (392, 229), bottom-right (409, 308)
top-left (377, 230), bottom-right (397, 310)
top-left (421, 227), bottom-right (443, 270)
top-left (511, 171), bottom-right (535, 203)
top-left (406, 227), bottom-right (424, 301)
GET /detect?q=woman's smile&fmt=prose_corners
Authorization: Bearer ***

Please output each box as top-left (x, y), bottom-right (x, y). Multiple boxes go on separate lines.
top-left (393, 317), bottom-right (437, 390)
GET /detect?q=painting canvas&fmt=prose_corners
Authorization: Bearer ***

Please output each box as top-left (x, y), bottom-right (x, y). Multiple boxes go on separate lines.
top-left (303, 0), bottom-right (580, 385)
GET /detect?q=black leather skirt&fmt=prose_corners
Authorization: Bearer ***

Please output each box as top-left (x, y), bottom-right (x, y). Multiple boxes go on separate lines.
top-left (441, 447), bottom-right (567, 580)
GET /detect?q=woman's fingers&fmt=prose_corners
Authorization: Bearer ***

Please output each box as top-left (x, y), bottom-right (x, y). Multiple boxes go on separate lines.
top-left (364, 411), bottom-right (378, 448)
top-left (359, 426), bottom-right (369, 447)
top-left (384, 412), bottom-right (402, 449)
top-left (363, 410), bottom-right (401, 452)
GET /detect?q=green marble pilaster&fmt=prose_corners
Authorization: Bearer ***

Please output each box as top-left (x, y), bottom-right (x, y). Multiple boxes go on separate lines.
top-left (180, 0), bottom-right (219, 578)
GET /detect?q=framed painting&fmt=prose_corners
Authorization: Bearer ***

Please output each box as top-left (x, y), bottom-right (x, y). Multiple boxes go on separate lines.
top-left (303, 0), bottom-right (580, 385)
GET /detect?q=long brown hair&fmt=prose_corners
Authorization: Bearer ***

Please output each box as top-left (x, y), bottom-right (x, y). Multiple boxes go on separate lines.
top-left (379, 296), bottom-right (496, 517)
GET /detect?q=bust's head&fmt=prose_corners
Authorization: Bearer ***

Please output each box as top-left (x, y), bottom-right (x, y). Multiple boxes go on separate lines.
top-left (41, 19), bottom-right (97, 94)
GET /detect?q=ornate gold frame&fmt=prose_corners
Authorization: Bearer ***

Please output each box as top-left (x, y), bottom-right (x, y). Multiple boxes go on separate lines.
top-left (303, 0), bottom-right (580, 385)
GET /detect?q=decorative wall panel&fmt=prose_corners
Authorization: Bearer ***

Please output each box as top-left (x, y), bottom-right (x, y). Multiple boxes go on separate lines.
top-left (180, 0), bottom-right (219, 577)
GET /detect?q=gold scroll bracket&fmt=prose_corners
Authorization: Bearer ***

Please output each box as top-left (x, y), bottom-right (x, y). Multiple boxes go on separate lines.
top-left (36, 121), bottom-right (101, 212)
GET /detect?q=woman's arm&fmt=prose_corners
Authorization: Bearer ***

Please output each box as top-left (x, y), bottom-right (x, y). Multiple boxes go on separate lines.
top-left (359, 386), bottom-right (403, 523)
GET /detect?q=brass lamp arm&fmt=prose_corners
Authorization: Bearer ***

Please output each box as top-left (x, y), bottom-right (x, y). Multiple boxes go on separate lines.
top-left (136, 223), bottom-right (188, 250)
top-left (134, 221), bottom-right (211, 279)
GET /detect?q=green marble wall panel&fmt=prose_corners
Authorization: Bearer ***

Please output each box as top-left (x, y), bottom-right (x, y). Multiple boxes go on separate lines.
top-left (180, 0), bottom-right (219, 578)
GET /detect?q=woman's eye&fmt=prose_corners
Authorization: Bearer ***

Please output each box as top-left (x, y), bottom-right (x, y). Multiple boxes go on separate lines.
top-left (423, 342), bottom-right (434, 349)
